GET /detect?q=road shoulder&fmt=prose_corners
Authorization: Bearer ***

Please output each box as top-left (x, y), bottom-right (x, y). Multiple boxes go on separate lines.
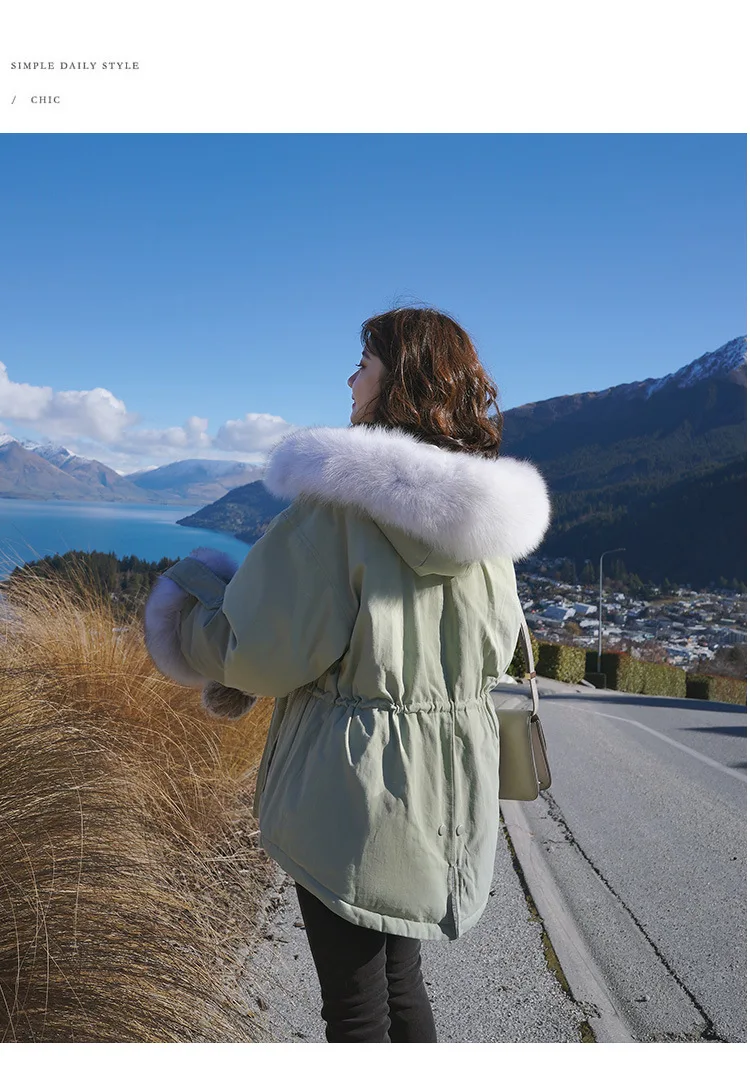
top-left (242, 817), bottom-right (590, 1042)
top-left (496, 676), bottom-right (727, 1042)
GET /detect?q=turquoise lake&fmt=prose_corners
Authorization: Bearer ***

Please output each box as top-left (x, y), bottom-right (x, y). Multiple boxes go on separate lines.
top-left (0, 499), bottom-right (254, 581)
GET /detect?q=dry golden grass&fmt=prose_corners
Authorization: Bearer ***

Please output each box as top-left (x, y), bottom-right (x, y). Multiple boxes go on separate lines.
top-left (0, 561), bottom-right (280, 1042)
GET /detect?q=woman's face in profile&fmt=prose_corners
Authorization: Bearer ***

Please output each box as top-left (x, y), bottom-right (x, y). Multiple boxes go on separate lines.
top-left (348, 347), bottom-right (386, 424)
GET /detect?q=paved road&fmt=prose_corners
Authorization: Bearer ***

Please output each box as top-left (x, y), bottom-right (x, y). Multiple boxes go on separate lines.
top-left (496, 678), bottom-right (746, 1043)
top-left (243, 679), bottom-right (746, 1042)
top-left (246, 807), bottom-right (588, 1043)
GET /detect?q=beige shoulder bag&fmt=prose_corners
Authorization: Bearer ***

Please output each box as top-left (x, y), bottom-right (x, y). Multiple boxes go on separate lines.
top-left (497, 618), bottom-right (552, 801)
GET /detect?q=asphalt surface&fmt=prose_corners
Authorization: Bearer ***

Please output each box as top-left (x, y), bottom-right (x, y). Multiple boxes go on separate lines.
top-left (505, 678), bottom-right (746, 1043)
top-left (242, 678), bottom-right (746, 1043)
top-left (245, 810), bottom-right (587, 1043)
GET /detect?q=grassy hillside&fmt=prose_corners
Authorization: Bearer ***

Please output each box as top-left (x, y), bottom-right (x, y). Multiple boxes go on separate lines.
top-left (0, 562), bottom-right (279, 1041)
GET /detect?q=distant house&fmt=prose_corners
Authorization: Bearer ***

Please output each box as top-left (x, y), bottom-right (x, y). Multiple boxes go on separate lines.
top-left (573, 602), bottom-right (597, 616)
top-left (665, 647), bottom-right (690, 666)
top-left (541, 605), bottom-right (576, 623)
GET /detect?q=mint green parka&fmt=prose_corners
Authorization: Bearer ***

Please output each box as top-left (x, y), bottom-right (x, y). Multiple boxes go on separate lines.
top-left (147, 424), bottom-right (551, 941)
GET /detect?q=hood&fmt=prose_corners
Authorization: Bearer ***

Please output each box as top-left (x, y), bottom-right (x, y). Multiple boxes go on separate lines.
top-left (262, 424), bottom-right (551, 577)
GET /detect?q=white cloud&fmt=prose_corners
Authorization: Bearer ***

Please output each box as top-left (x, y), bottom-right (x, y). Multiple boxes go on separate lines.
top-left (0, 361), bottom-right (53, 420)
top-left (0, 361), bottom-right (299, 472)
top-left (39, 387), bottom-right (134, 443)
top-left (116, 415), bottom-right (213, 453)
top-left (215, 412), bottom-right (297, 452)
top-left (0, 361), bottom-right (135, 441)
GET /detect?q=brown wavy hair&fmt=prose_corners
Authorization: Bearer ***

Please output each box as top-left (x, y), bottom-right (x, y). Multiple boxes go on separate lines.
top-left (355, 306), bottom-right (503, 458)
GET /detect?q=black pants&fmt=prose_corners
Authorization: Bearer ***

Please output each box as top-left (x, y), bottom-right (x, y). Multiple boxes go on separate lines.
top-left (294, 882), bottom-right (438, 1043)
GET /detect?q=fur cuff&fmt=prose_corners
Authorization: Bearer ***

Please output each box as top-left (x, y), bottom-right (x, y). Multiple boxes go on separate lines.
top-left (143, 548), bottom-right (239, 687)
top-left (144, 548), bottom-right (260, 715)
top-left (190, 554), bottom-right (262, 716)
top-left (202, 681), bottom-right (258, 719)
top-left (143, 574), bottom-right (205, 687)
top-left (186, 547), bottom-right (239, 582)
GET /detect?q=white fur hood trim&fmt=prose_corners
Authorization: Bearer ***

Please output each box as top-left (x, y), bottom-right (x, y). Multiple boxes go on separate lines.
top-left (262, 424), bottom-right (551, 564)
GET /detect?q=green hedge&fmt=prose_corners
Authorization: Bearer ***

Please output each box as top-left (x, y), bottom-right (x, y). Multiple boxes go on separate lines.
top-left (507, 625), bottom-right (539, 678)
top-left (586, 650), bottom-right (639, 693)
top-left (505, 641), bottom-right (746, 702)
top-left (585, 651), bottom-right (686, 698)
top-left (640, 659), bottom-right (686, 698)
top-left (584, 671), bottom-right (608, 689)
top-left (686, 674), bottom-right (747, 705)
top-left (536, 641), bottom-right (587, 684)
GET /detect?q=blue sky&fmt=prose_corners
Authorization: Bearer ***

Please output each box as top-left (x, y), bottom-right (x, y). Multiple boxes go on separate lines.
top-left (0, 134), bottom-right (746, 474)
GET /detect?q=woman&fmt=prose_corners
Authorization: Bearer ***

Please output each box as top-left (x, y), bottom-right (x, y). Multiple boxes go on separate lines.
top-left (144, 306), bottom-right (551, 1043)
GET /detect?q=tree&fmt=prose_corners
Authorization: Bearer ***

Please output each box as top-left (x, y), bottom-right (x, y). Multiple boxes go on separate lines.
top-left (2, 549), bottom-right (176, 622)
top-left (581, 560), bottom-right (596, 585)
top-left (557, 558), bottom-right (576, 584)
top-left (701, 644), bottom-right (747, 679)
top-left (611, 557), bottom-right (628, 585)
top-left (632, 640), bottom-right (669, 664)
top-left (627, 571), bottom-right (644, 594)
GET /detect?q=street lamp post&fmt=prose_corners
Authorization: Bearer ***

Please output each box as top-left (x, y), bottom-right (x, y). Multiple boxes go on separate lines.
top-left (598, 547), bottom-right (626, 673)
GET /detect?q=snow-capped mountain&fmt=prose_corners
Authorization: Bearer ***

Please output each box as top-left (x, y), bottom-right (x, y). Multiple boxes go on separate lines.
top-left (124, 458), bottom-right (264, 501)
top-left (500, 335), bottom-right (746, 586)
top-left (24, 442), bottom-right (77, 466)
top-left (0, 438), bottom-right (168, 503)
top-left (512, 336), bottom-right (746, 411)
top-left (0, 433), bottom-right (25, 448)
top-left (2, 335), bottom-right (745, 582)
top-left (128, 458), bottom-right (258, 483)
top-left (643, 336), bottom-right (746, 397)
top-left (123, 457), bottom-right (262, 498)
top-left (0, 436), bottom-right (264, 504)
top-left (178, 335), bottom-right (745, 587)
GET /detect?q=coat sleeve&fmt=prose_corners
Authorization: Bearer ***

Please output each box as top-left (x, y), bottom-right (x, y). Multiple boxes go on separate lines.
top-left (160, 504), bottom-right (357, 698)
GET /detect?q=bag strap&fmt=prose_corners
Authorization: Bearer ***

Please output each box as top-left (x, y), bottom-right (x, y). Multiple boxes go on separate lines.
top-left (519, 615), bottom-right (540, 716)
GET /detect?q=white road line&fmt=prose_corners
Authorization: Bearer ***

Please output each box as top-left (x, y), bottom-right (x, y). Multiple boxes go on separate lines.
top-left (567, 704), bottom-right (747, 783)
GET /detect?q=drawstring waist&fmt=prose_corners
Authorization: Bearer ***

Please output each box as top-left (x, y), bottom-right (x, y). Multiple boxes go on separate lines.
top-left (305, 684), bottom-right (496, 714)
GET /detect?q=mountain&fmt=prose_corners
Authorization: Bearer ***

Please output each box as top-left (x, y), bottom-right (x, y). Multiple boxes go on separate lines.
top-left (31, 443), bottom-right (161, 502)
top-left (0, 438), bottom-right (262, 504)
top-left (177, 337), bottom-right (747, 588)
top-left (500, 336), bottom-right (746, 586)
top-left (545, 458), bottom-right (746, 589)
top-left (125, 458), bottom-right (264, 503)
top-left (3, 337), bottom-right (744, 584)
top-left (176, 480), bottom-right (289, 538)
top-left (0, 441), bottom-right (100, 500)
top-left (0, 437), bottom-right (175, 503)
